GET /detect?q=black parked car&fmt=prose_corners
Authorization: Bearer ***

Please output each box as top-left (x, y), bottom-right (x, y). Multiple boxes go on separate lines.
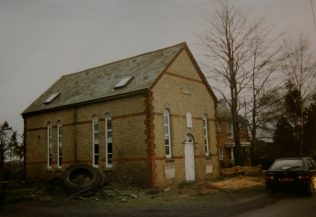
top-left (265, 157), bottom-right (316, 196)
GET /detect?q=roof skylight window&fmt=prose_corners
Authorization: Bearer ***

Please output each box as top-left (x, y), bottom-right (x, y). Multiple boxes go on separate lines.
top-left (114, 76), bottom-right (134, 89)
top-left (43, 92), bottom-right (60, 104)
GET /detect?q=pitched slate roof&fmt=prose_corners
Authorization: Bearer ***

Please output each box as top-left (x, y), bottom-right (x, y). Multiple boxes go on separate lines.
top-left (216, 103), bottom-right (232, 121)
top-left (216, 99), bottom-right (248, 124)
top-left (23, 42), bottom-right (188, 115)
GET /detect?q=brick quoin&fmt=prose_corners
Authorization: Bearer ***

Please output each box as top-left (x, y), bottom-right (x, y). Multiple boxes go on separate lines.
top-left (145, 91), bottom-right (157, 187)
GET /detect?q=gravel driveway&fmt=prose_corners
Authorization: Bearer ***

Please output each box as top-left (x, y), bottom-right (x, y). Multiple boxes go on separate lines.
top-left (0, 176), bottom-right (267, 217)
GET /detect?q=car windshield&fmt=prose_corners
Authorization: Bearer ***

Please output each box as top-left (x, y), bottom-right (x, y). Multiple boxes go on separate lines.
top-left (270, 159), bottom-right (304, 170)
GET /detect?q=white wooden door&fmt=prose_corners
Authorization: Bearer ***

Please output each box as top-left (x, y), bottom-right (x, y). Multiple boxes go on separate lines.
top-left (184, 135), bottom-right (195, 182)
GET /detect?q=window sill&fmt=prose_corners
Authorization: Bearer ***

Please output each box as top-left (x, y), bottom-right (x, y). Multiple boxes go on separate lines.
top-left (205, 156), bottom-right (212, 160)
top-left (165, 158), bottom-right (175, 162)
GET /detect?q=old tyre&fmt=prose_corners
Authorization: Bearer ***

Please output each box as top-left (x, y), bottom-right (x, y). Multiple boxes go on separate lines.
top-left (63, 164), bottom-right (102, 194)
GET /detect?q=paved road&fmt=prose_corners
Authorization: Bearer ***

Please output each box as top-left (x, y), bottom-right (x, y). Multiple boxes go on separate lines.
top-left (234, 193), bottom-right (316, 217)
top-left (1, 191), bottom-right (316, 217)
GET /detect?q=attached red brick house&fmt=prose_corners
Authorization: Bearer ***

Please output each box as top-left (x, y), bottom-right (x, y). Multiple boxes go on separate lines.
top-left (216, 99), bottom-right (251, 166)
top-left (22, 42), bottom-right (220, 187)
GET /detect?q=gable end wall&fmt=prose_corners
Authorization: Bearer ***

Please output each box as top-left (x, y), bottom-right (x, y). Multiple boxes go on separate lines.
top-left (151, 50), bottom-right (219, 187)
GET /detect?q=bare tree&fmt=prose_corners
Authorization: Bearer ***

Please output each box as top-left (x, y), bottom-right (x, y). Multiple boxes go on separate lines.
top-left (281, 35), bottom-right (316, 156)
top-left (310, 0), bottom-right (316, 31)
top-left (199, 0), bottom-right (278, 165)
top-left (244, 28), bottom-right (284, 161)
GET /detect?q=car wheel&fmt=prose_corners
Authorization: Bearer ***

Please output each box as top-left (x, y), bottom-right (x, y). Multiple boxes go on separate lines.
top-left (266, 183), bottom-right (275, 191)
top-left (306, 178), bottom-right (316, 197)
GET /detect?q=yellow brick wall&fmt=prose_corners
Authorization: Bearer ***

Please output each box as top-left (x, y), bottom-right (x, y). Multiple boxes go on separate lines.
top-left (151, 49), bottom-right (219, 187)
top-left (167, 50), bottom-right (201, 80)
top-left (24, 95), bottom-right (149, 183)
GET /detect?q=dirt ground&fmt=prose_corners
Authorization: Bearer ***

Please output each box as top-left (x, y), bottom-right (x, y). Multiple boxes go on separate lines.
top-left (0, 175), bottom-right (267, 217)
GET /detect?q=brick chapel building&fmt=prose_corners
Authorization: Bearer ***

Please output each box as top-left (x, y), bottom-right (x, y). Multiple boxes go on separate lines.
top-left (22, 42), bottom-right (220, 188)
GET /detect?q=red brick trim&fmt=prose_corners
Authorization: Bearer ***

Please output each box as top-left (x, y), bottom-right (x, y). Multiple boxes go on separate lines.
top-left (25, 121), bottom-right (91, 132)
top-left (27, 160), bottom-right (91, 165)
top-left (27, 154), bottom-right (208, 167)
top-left (195, 154), bottom-right (209, 158)
top-left (25, 127), bottom-right (46, 132)
top-left (113, 157), bottom-right (147, 163)
top-left (154, 112), bottom-right (162, 116)
top-left (144, 91), bottom-right (157, 187)
top-left (154, 112), bottom-right (216, 122)
top-left (64, 120), bottom-right (91, 127)
top-left (26, 157), bottom-right (150, 167)
top-left (171, 114), bottom-right (186, 118)
top-left (155, 156), bottom-right (184, 161)
top-left (25, 112), bottom-right (145, 132)
top-left (26, 161), bottom-right (46, 165)
top-left (26, 112), bottom-right (212, 132)
top-left (165, 71), bottom-right (203, 84)
top-left (155, 155), bottom-right (207, 161)
top-left (112, 112), bottom-right (145, 120)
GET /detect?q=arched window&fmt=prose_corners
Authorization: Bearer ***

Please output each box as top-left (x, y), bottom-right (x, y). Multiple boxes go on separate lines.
top-left (47, 122), bottom-right (52, 169)
top-left (163, 109), bottom-right (172, 158)
top-left (105, 113), bottom-right (113, 168)
top-left (57, 121), bottom-right (63, 169)
top-left (203, 114), bottom-right (210, 156)
top-left (92, 116), bottom-right (99, 167)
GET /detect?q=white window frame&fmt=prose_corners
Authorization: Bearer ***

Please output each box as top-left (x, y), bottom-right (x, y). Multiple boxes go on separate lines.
top-left (105, 113), bottom-right (113, 168)
top-left (57, 121), bottom-right (62, 169)
top-left (203, 114), bottom-right (210, 156)
top-left (92, 116), bottom-right (99, 168)
top-left (47, 122), bottom-right (52, 169)
top-left (163, 109), bottom-right (172, 158)
top-left (227, 122), bottom-right (234, 138)
top-left (219, 148), bottom-right (224, 161)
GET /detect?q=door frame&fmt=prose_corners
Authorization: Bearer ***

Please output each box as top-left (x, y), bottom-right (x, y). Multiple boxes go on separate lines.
top-left (184, 134), bottom-right (195, 182)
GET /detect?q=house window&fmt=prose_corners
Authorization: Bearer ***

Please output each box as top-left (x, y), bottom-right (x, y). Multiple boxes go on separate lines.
top-left (227, 122), bottom-right (234, 138)
top-left (92, 116), bottom-right (99, 167)
top-left (219, 148), bottom-right (224, 161)
top-left (57, 121), bottom-right (63, 169)
top-left (217, 121), bottom-right (222, 131)
top-left (114, 76), bottom-right (134, 89)
top-left (47, 122), bottom-right (52, 169)
top-left (105, 113), bottom-right (113, 168)
top-left (43, 92), bottom-right (60, 104)
top-left (163, 109), bottom-right (172, 158)
top-left (203, 114), bottom-right (210, 156)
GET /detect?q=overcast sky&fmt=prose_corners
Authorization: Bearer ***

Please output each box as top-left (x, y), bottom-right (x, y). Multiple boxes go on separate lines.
top-left (0, 0), bottom-right (315, 135)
